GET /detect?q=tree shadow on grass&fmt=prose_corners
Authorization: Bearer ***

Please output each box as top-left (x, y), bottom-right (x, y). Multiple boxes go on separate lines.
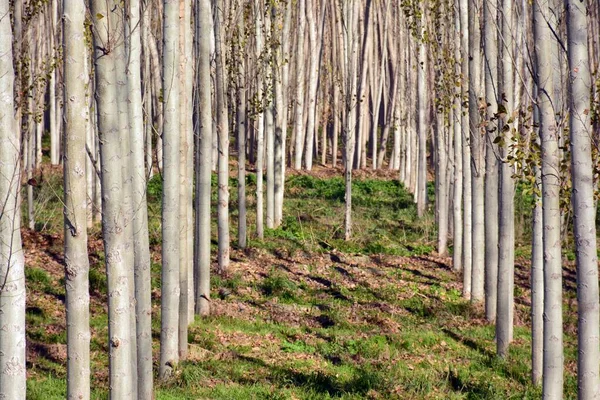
top-left (441, 328), bottom-right (495, 359)
top-left (235, 354), bottom-right (382, 396)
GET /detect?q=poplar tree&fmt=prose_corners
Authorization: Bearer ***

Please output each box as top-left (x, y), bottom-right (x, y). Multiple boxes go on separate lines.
top-left (160, 0), bottom-right (181, 379)
top-left (0, 0), bottom-right (26, 396)
top-left (91, 2), bottom-right (133, 395)
top-left (565, 1), bottom-right (600, 396)
top-left (64, 0), bottom-right (91, 397)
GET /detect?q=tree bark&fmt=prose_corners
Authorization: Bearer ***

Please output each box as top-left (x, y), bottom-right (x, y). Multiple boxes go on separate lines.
top-left (0, 0), bottom-right (26, 395)
top-left (195, 0), bottom-right (213, 316)
top-left (565, 2), bottom-right (600, 396)
top-left (159, 0), bottom-right (181, 379)
top-left (64, 2), bottom-right (91, 398)
top-left (91, 2), bottom-right (133, 395)
top-left (533, 0), bottom-right (563, 395)
top-left (482, 0), bottom-right (498, 320)
top-left (128, 0), bottom-right (153, 394)
top-left (215, 0), bottom-right (230, 273)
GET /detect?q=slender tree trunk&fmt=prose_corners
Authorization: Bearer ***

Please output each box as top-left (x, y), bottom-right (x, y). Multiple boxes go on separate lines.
top-left (565, 2), bottom-right (600, 396)
top-left (215, 0), bottom-right (230, 273)
top-left (293, 0), bottom-right (306, 169)
top-left (195, 0), bottom-right (213, 316)
top-left (497, 0), bottom-right (516, 358)
top-left (533, 0), bottom-right (563, 395)
top-left (343, 0), bottom-right (359, 240)
top-left (459, 0), bottom-right (472, 299)
top-left (416, 29), bottom-right (428, 217)
top-left (50, 0), bottom-right (60, 165)
top-left (0, 0), bottom-right (26, 395)
top-left (237, 14), bottom-right (247, 249)
top-left (452, 0), bottom-right (463, 273)
top-left (304, 0), bottom-right (320, 170)
top-left (64, 2), bottom-right (91, 398)
top-left (468, 0), bottom-right (485, 303)
top-left (531, 115), bottom-right (543, 386)
top-left (128, 0), bottom-right (153, 394)
top-left (178, 0), bottom-right (193, 361)
top-left (254, 0), bottom-right (265, 238)
top-left (91, 2), bottom-right (133, 395)
top-left (482, 0), bottom-right (499, 320)
top-left (160, 0), bottom-right (181, 379)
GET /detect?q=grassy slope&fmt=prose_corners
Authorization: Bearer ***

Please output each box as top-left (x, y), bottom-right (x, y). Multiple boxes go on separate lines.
top-left (24, 168), bottom-right (578, 399)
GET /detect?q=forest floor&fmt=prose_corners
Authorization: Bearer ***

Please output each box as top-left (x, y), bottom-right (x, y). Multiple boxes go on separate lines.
top-left (24, 166), bottom-right (579, 399)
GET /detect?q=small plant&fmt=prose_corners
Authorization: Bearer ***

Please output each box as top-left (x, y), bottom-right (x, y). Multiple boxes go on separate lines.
top-left (260, 270), bottom-right (298, 301)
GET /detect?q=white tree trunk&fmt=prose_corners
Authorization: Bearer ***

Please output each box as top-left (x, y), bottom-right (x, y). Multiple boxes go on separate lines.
top-left (533, 0), bottom-right (563, 395)
top-left (293, 0), bottom-right (306, 169)
top-left (91, 2), bottom-right (133, 395)
top-left (566, 2), bottom-right (600, 396)
top-left (160, 0), bottom-right (181, 379)
top-left (468, 0), bottom-right (485, 303)
top-left (0, 1), bottom-right (26, 395)
top-left (64, 2), bottom-right (91, 398)
top-left (128, 0), bottom-right (153, 395)
top-left (215, 0), bottom-right (230, 273)
top-left (497, 0), bottom-right (516, 357)
top-left (195, 0), bottom-right (213, 316)
top-left (483, 0), bottom-right (498, 321)
top-left (452, 0), bottom-right (463, 273)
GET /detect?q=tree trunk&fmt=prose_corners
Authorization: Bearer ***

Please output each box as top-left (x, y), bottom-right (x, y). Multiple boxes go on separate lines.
top-left (160, 0), bottom-right (181, 379)
top-left (459, 0), bottom-right (472, 300)
top-left (416, 29), bottom-right (428, 218)
top-left (468, 0), bottom-right (484, 303)
top-left (195, 0), bottom-right (213, 316)
top-left (254, 0), bottom-right (265, 238)
top-left (497, 0), bottom-right (516, 358)
top-left (533, 0), bottom-right (563, 395)
top-left (91, 2), bottom-right (133, 395)
top-left (0, 0), bottom-right (26, 395)
top-left (215, 0), bottom-right (230, 273)
top-left (128, 0), bottom-right (153, 394)
top-left (237, 14), bottom-right (247, 249)
top-left (64, 2), bottom-right (91, 398)
top-left (566, 2), bottom-right (600, 396)
top-left (483, 0), bottom-right (498, 321)
top-left (452, 0), bottom-right (463, 273)
top-left (293, 0), bottom-right (306, 169)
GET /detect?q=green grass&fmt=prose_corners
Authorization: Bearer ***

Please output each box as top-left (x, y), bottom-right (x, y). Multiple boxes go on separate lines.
top-left (24, 169), bottom-right (579, 399)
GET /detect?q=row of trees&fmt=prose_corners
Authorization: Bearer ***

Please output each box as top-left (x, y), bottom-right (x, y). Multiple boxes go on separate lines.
top-left (0, 0), bottom-right (599, 399)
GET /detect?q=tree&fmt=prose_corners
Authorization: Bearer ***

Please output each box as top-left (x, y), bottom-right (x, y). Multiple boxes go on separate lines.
top-left (533, 0), bottom-right (563, 395)
top-left (483, 0), bottom-right (499, 320)
top-left (160, 0), bottom-right (181, 378)
top-left (293, 0), bottom-right (307, 169)
top-left (468, 0), bottom-right (485, 303)
top-left (565, 1), bottom-right (600, 396)
top-left (91, 1), bottom-right (133, 395)
top-left (178, 0), bottom-right (193, 361)
top-left (128, 0), bottom-right (153, 394)
top-left (254, 0), bottom-right (265, 238)
top-left (63, 0), bottom-right (91, 397)
top-left (0, 0), bottom-right (26, 396)
top-left (496, 0), bottom-right (515, 357)
top-left (459, 0), bottom-right (472, 299)
top-left (214, 0), bottom-right (230, 273)
top-left (195, 0), bottom-right (213, 316)
top-left (452, 0), bottom-right (463, 273)
top-left (236, 10), bottom-right (247, 249)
